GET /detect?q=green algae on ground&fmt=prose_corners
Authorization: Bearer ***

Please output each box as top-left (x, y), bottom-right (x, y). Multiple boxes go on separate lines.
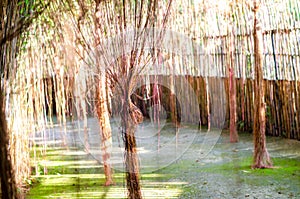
top-left (27, 147), bottom-right (185, 199)
top-left (27, 127), bottom-right (300, 198)
top-left (27, 172), bottom-right (185, 199)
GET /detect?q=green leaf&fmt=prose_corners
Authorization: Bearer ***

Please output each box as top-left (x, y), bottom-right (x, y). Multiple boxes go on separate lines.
top-left (17, 1), bottom-right (24, 6)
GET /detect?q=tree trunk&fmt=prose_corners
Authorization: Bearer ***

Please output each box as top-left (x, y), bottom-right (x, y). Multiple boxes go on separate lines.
top-left (205, 78), bottom-right (211, 131)
top-left (228, 21), bottom-right (239, 142)
top-left (95, 75), bottom-right (114, 186)
top-left (252, 0), bottom-right (272, 168)
top-left (169, 55), bottom-right (178, 128)
top-left (0, 90), bottom-right (17, 199)
top-left (1, 1), bottom-right (21, 197)
top-left (121, 92), bottom-right (143, 199)
top-left (93, 0), bottom-right (114, 186)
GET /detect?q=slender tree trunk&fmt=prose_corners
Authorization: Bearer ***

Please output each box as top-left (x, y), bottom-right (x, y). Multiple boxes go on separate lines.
top-left (0, 90), bottom-right (17, 199)
top-left (252, 0), bottom-right (272, 168)
top-left (121, 88), bottom-right (143, 199)
top-left (241, 62), bottom-right (246, 132)
top-left (170, 80), bottom-right (177, 126)
top-left (74, 49), bottom-right (89, 152)
top-left (94, 0), bottom-right (114, 186)
top-left (95, 75), bottom-right (114, 186)
top-left (228, 22), bottom-right (239, 142)
top-left (169, 55), bottom-right (178, 128)
top-left (205, 78), bottom-right (211, 130)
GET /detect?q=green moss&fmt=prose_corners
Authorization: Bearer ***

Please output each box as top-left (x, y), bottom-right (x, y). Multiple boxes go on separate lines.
top-left (28, 142), bottom-right (300, 198)
top-left (153, 156), bottom-right (300, 193)
top-left (27, 171), bottom-right (185, 198)
top-left (197, 156), bottom-right (300, 187)
top-left (250, 158), bottom-right (300, 179)
top-left (28, 145), bottom-right (185, 198)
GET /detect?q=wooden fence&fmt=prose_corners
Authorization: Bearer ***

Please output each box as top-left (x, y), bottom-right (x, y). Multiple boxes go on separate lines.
top-left (134, 75), bottom-right (300, 140)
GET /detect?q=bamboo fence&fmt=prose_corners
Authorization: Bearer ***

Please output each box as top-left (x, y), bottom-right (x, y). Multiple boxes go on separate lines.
top-left (158, 0), bottom-right (300, 140)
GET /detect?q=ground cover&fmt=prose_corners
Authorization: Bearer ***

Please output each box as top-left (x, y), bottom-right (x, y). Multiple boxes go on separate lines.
top-left (27, 119), bottom-right (300, 198)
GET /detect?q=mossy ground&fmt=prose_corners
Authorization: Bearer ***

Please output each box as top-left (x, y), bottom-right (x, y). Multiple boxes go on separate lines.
top-left (27, 129), bottom-right (300, 198)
